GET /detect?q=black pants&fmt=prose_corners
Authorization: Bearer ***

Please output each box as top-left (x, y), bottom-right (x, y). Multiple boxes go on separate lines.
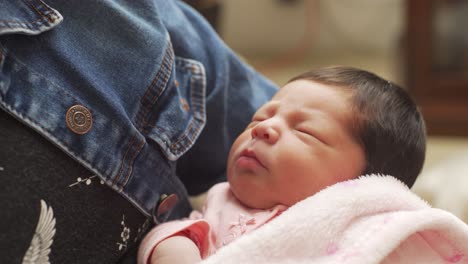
top-left (0, 110), bottom-right (151, 264)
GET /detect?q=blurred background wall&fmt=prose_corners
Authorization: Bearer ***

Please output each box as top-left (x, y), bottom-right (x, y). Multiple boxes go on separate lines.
top-left (185, 0), bottom-right (468, 222)
top-left (222, 0), bottom-right (403, 56)
top-left (220, 0), bottom-right (404, 83)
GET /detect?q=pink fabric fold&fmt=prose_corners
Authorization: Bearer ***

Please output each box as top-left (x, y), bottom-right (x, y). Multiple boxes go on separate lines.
top-left (200, 175), bottom-right (468, 264)
top-left (137, 182), bottom-right (286, 264)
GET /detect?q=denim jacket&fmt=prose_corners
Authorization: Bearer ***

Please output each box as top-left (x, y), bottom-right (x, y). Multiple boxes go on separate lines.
top-left (0, 0), bottom-right (278, 222)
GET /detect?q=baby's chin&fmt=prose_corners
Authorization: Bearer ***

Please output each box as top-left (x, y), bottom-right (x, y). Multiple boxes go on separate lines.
top-left (238, 196), bottom-right (273, 210)
top-left (230, 184), bottom-right (276, 210)
top-left (227, 170), bottom-right (278, 209)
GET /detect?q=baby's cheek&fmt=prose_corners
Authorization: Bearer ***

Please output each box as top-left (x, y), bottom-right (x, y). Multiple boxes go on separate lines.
top-left (230, 131), bottom-right (250, 154)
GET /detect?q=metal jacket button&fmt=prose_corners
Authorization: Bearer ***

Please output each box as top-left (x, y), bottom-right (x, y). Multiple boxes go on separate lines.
top-left (153, 193), bottom-right (179, 224)
top-left (66, 105), bottom-right (93, 135)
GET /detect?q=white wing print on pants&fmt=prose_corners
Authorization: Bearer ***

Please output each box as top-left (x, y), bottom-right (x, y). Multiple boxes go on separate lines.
top-left (22, 200), bottom-right (56, 264)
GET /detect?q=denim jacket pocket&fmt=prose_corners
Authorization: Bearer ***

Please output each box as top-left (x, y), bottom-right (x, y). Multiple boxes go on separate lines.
top-left (0, 0), bottom-right (63, 36)
top-left (144, 56), bottom-right (207, 161)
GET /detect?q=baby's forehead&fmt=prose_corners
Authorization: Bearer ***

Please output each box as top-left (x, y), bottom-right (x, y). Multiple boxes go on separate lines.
top-left (273, 81), bottom-right (353, 108)
top-left (278, 79), bottom-right (353, 97)
top-left (265, 91), bottom-right (355, 124)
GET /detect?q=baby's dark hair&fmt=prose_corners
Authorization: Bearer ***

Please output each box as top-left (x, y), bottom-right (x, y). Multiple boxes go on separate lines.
top-left (288, 66), bottom-right (426, 188)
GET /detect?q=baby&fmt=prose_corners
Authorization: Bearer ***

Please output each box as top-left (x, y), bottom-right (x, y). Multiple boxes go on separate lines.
top-left (138, 66), bottom-right (427, 264)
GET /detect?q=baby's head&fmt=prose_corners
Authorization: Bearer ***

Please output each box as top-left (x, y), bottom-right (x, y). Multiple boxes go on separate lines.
top-left (227, 66), bottom-right (426, 209)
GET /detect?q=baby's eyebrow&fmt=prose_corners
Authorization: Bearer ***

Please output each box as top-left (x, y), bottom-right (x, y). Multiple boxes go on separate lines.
top-left (289, 110), bottom-right (312, 122)
top-left (287, 106), bottom-right (322, 120)
top-left (256, 101), bottom-right (280, 115)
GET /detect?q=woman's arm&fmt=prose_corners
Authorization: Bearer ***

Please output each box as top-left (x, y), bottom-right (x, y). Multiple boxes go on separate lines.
top-left (150, 235), bottom-right (202, 264)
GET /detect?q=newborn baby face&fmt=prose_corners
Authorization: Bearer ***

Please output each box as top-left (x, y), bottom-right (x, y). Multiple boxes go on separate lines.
top-left (227, 80), bottom-right (365, 209)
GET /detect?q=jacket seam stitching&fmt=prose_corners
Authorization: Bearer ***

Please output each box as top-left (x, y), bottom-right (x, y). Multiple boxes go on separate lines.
top-left (27, 0), bottom-right (49, 22)
top-left (115, 42), bottom-right (173, 188)
top-left (143, 59), bottom-right (205, 155)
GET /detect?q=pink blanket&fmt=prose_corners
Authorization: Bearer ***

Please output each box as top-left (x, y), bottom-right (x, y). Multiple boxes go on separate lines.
top-left (200, 175), bottom-right (468, 264)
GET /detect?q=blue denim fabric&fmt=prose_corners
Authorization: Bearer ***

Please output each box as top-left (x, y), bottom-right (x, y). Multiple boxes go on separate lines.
top-left (0, 0), bottom-right (278, 220)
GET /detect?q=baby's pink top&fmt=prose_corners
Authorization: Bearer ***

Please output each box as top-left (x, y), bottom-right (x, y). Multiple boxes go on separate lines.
top-left (138, 182), bottom-right (287, 263)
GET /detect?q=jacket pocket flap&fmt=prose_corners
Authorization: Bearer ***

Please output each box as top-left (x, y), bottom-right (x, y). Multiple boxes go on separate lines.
top-left (0, 0), bottom-right (62, 36)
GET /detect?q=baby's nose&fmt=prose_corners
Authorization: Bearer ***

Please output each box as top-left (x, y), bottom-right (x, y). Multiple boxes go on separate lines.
top-left (251, 122), bottom-right (279, 144)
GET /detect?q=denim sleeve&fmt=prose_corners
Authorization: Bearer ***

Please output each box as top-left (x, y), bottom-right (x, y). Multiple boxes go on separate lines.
top-left (0, 0), bottom-right (277, 219)
top-left (159, 1), bottom-right (279, 195)
top-left (0, 0), bottom-right (194, 218)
